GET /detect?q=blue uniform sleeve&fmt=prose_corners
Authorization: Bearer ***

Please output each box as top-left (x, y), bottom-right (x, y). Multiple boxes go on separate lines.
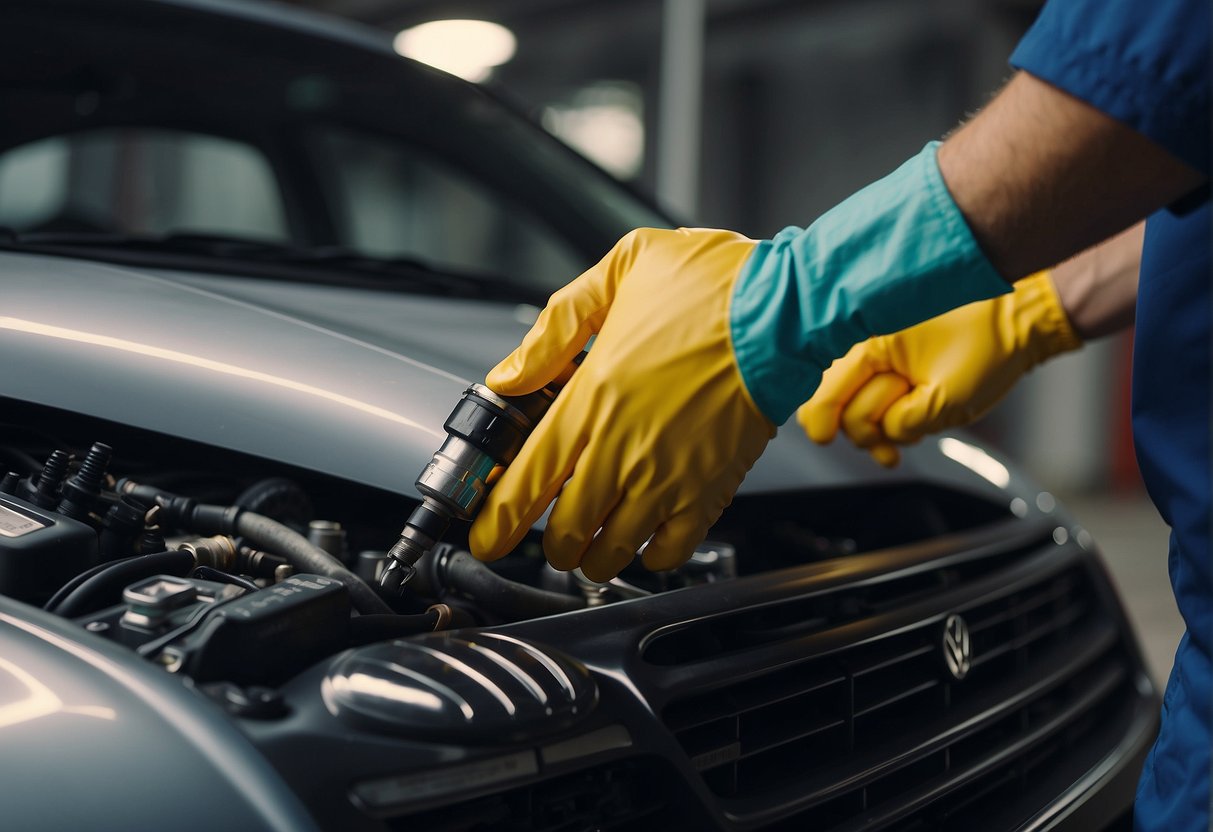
top-left (1010, 0), bottom-right (1210, 176)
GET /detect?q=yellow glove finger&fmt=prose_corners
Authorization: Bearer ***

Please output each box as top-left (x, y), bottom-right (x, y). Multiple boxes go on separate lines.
top-left (869, 443), bottom-right (902, 468)
top-left (578, 487), bottom-right (675, 583)
top-left (486, 232), bottom-right (640, 395)
top-left (840, 372), bottom-right (911, 449)
top-left (640, 507), bottom-right (716, 573)
top-left (468, 392), bottom-right (587, 562)
top-left (880, 383), bottom-right (949, 445)
top-left (797, 342), bottom-right (885, 444)
top-left (542, 435), bottom-right (626, 571)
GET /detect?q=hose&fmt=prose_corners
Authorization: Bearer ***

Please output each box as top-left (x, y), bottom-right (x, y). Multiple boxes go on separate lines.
top-left (116, 481), bottom-right (392, 616)
top-left (346, 604), bottom-right (465, 645)
top-left (435, 549), bottom-right (586, 621)
top-left (48, 549), bottom-right (195, 618)
top-left (193, 565), bottom-right (260, 593)
top-left (46, 553), bottom-right (160, 612)
top-left (232, 511), bottom-right (391, 615)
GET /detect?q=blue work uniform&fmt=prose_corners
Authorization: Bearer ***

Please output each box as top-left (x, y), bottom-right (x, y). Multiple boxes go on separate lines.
top-left (1011, 2), bottom-right (1211, 830)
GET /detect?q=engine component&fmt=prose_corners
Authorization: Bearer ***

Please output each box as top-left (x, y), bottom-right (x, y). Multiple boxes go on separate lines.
top-left (543, 540), bottom-right (738, 602)
top-left (99, 496), bottom-right (150, 560)
top-left (417, 544), bottom-right (585, 621)
top-left (234, 477), bottom-right (314, 531)
top-left (231, 511), bottom-right (384, 613)
top-left (307, 520), bottom-right (346, 559)
top-left (154, 573), bottom-right (349, 684)
top-left (121, 574), bottom-right (204, 630)
top-left (138, 504), bottom-right (167, 554)
top-left (76, 573), bottom-right (239, 645)
top-left (57, 441), bottom-right (111, 522)
top-left (0, 490), bottom-right (96, 603)
top-left (322, 632), bottom-right (597, 742)
top-left (48, 549), bottom-right (195, 617)
top-left (236, 546), bottom-right (289, 580)
top-left (355, 549), bottom-right (386, 584)
top-left (0, 471), bottom-right (21, 495)
top-left (176, 535), bottom-right (238, 571)
top-left (84, 573), bottom-right (350, 685)
top-left (118, 482), bottom-right (391, 616)
top-left (380, 353), bottom-right (584, 594)
top-left (346, 604), bottom-right (456, 645)
top-left (193, 564), bottom-right (260, 592)
top-left (26, 449), bottom-right (69, 509)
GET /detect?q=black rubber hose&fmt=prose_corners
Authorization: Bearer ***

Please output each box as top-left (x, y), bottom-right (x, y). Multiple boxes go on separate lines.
top-left (348, 609), bottom-right (442, 645)
top-left (45, 552), bottom-right (163, 612)
top-left (231, 511), bottom-right (391, 616)
top-left (49, 549), bottom-right (195, 618)
top-left (116, 481), bottom-right (392, 617)
top-left (193, 565), bottom-right (260, 593)
top-left (438, 549), bottom-right (586, 620)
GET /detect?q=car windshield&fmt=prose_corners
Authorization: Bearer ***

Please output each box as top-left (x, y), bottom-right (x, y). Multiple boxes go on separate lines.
top-left (0, 1), bottom-right (669, 298)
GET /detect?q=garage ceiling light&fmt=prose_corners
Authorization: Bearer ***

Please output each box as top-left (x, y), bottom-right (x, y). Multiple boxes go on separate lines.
top-left (543, 83), bottom-right (644, 179)
top-left (393, 20), bottom-right (517, 83)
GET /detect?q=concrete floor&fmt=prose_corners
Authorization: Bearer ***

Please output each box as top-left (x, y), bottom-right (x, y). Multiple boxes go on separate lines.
top-left (1064, 493), bottom-right (1184, 687)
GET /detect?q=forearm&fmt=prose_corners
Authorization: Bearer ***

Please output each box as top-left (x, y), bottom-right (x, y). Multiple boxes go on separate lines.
top-left (938, 72), bottom-right (1203, 281)
top-left (1049, 221), bottom-right (1143, 340)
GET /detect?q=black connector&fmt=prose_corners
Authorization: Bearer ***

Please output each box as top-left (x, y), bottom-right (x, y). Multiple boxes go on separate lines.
top-left (28, 450), bottom-right (70, 509)
top-left (99, 495), bottom-right (150, 561)
top-left (115, 480), bottom-right (242, 535)
top-left (58, 442), bottom-right (111, 522)
top-left (138, 505), bottom-right (167, 555)
top-left (0, 472), bottom-right (19, 495)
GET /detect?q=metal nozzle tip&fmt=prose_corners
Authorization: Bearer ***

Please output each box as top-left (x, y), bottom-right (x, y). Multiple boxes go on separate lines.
top-left (377, 558), bottom-right (416, 594)
top-left (387, 529), bottom-right (431, 566)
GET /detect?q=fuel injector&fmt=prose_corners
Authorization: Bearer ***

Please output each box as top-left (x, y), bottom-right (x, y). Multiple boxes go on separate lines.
top-left (378, 355), bottom-right (583, 593)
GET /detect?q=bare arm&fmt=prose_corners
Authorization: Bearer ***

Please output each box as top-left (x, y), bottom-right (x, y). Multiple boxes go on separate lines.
top-left (938, 72), bottom-right (1203, 281)
top-left (1050, 221), bottom-right (1143, 340)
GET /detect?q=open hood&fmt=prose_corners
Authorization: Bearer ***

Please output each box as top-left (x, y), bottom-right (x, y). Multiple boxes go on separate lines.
top-left (0, 251), bottom-right (1018, 505)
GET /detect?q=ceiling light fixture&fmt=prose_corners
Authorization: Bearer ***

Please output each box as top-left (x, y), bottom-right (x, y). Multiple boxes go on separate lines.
top-left (393, 19), bottom-right (517, 83)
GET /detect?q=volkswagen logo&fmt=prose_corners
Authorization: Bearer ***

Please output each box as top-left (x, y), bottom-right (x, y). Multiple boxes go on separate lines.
top-left (942, 614), bottom-right (972, 680)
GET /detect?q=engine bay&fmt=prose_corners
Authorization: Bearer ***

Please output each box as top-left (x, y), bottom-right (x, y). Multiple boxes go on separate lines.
top-left (0, 396), bottom-right (1011, 697)
top-left (0, 410), bottom-right (757, 694)
top-left (0, 399), bottom-right (1136, 832)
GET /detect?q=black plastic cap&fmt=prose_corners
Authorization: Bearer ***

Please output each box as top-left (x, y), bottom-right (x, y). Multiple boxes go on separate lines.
top-left (443, 394), bottom-right (530, 463)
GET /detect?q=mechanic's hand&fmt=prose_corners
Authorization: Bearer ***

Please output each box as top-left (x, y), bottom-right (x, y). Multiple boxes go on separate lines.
top-left (798, 271), bottom-right (1080, 467)
top-left (468, 228), bottom-right (776, 582)
top-left (470, 147), bottom-right (1016, 578)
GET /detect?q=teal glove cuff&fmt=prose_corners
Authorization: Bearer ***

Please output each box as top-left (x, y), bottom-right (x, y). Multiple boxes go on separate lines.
top-left (729, 141), bottom-right (1012, 424)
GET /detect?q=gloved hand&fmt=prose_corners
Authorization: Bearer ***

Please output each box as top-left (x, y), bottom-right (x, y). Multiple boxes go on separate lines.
top-left (798, 270), bottom-right (1081, 466)
top-left (471, 142), bottom-right (1011, 581)
top-left (468, 228), bottom-right (776, 582)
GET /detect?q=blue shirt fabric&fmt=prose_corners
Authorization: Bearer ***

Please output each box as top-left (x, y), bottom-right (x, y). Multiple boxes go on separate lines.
top-left (1011, 2), bottom-right (1211, 830)
top-left (1133, 203), bottom-right (1212, 831)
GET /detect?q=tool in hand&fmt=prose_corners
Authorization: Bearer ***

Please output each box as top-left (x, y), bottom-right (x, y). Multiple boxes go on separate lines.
top-left (378, 354), bottom-right (584, 593)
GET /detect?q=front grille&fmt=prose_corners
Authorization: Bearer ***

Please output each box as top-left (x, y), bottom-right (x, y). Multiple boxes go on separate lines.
top-left (657, 536), bottom-right (1134, 830)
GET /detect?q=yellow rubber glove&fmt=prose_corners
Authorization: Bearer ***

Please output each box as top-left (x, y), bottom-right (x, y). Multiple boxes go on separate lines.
top-left (468, 228), bottom-right (775, 582)
top-left (798, 271), bottom-right (1081, 466)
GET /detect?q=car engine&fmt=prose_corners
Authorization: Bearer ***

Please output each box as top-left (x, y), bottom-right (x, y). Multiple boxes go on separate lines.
top-left (0, 399), bottom-right (1155, 832)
